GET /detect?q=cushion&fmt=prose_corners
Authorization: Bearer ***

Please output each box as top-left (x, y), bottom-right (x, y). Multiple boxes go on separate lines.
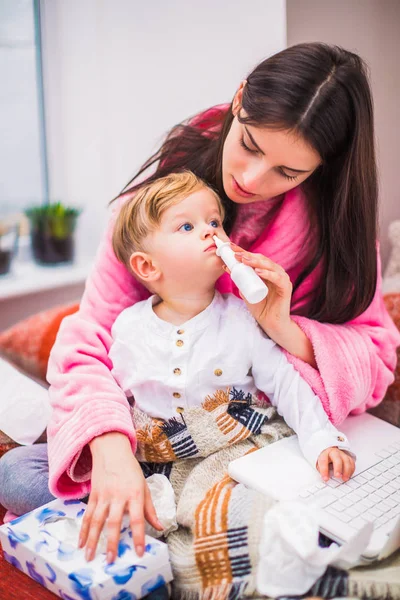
top-left (369, 293), bottom-right (400, 426)
top-left (0, 302), bottom-right (79, 383)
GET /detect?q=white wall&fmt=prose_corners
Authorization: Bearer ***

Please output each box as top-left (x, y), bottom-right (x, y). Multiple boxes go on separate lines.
top-left (287, 0), bottom-right (400, 270)
top-left (40, 0), bottom-right (287, 260)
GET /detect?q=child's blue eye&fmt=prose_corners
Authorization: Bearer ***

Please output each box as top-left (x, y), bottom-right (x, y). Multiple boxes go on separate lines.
top-left (179, 223), bottom-right (193, 232)
top-left (210, 220), bottom-right (219, 228)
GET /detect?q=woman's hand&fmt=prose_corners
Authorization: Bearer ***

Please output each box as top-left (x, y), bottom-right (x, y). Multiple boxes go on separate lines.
top-left (229, 242), bottom-right (293, 335)
top-left (227, 243), bottom-right (317, 368)
top-left (78, 432), bottom-right (163, 564)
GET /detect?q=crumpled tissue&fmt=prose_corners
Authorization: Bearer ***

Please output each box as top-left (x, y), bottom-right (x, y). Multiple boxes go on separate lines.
top-left (256, 501), bottom-right (373, 597)
top-left (144, 474), bottom-right (178, 538)
top-left (44, 516), bottom-right (108, 556)
top-left (0, 358), bottom-right (51, 445)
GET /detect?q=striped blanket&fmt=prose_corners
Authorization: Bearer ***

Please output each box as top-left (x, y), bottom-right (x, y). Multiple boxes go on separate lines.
top-left (132, 390), bottom-right (400, 600)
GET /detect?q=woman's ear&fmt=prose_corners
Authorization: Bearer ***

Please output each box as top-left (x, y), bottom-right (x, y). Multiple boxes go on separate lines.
top-left (232, 80), bottom-right (247, 117)
top-left (129, 251), bottom-right (161, 284)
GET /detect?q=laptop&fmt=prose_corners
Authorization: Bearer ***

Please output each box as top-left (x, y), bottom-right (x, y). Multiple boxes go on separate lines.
top-left (228, 412), bottom-right (400, 563)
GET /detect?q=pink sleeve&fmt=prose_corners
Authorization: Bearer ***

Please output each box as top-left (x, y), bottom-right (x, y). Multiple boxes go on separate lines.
top-left (46, 206), bottom-right (150, 498)
top-left (285, 249), bottom-right (400, 426)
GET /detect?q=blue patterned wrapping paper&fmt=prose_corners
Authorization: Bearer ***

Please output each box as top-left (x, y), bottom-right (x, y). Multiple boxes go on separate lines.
top-left (0, 499), bottom-right (173, 600)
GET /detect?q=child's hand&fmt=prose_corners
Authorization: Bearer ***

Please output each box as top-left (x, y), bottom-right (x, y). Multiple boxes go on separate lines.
top-left (78, 432), bottom-right (163, 564)
top-left (317, 446), bottom-right (355, 482)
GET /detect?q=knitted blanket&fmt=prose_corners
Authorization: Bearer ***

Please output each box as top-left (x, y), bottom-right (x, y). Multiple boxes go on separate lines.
top-left (133, 391), bottom-right (400, 600)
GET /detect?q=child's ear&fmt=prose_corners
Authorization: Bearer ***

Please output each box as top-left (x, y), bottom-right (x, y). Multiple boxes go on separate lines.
top-left (129, 252), bottom-right (161, 284)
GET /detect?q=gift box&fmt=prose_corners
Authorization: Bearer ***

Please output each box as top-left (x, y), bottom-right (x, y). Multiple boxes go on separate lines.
top-left (0, 499), bottom-right (173, 600)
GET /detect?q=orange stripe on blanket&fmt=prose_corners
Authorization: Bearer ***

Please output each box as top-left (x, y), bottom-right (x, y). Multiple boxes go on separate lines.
top-left (216, 413), bottom-right (253, 445)
top-left (194, 475), bottom-right (236, 588)
top-left (136, 424), bottom-right (176, 462)
top-left (202, 389), bottom-right (230, 412)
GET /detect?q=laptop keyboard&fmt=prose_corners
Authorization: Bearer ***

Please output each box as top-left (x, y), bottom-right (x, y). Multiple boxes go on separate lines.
top-left (298, 442), bottom-right (400, 532)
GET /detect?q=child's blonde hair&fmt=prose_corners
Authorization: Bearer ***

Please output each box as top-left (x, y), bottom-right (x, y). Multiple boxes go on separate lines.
top-left (112, 171), bottom-right (224, 268)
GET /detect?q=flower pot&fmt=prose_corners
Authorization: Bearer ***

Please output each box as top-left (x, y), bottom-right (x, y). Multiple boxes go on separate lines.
top-left (31, 230), bottom-right (75, 264)
top-left (0, 223), bottom-right (19, 275)
top-left (25, 202), bottom-right (81, 265)
top-left (0, 249), bottom-right (12, 275)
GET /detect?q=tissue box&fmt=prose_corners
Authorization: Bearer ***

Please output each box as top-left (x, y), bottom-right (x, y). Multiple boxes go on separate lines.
top-left (0, 499), bottom-right (173, 600)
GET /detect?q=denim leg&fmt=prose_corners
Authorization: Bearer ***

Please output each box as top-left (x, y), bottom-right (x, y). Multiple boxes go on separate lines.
top-left (0, 443), bottom-right (55, 515)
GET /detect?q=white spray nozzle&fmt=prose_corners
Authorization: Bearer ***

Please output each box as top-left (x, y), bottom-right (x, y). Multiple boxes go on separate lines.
top-left (213, 234), bottom-right (268, 304)
top-left (213, 235), bottom-right (225, 250)
top-left (213, 235), bottom-right (236, 270)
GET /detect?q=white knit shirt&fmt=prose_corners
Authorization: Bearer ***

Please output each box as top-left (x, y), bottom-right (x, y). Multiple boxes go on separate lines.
top-left (109, 291), bottom-right (351, 468)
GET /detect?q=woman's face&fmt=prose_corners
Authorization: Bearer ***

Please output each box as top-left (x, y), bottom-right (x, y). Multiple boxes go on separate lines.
top-left (222, 98), bottom-right (321, 204)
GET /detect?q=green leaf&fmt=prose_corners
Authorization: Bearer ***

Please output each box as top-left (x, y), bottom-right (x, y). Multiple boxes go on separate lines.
top-left (24, 202), bottom-right (81, 239)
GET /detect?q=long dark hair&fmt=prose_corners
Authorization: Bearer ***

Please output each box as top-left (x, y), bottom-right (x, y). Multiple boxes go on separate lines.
top-left (116, 43), bottom-right (378, 324)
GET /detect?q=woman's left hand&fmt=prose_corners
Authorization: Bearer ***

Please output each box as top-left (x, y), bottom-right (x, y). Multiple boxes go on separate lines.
top-left (228, 243), bottom-right (293, 337)
top-left (226, 243), bottom-right (317, 368)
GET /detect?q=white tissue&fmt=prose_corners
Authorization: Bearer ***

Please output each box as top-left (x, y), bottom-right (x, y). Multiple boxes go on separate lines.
top-left (0, 358), bottom-right (51, 445)
top-left (43, 517), bottom-right (108, 555)
top-left (256, 501), bottom-right (373, 597)
top-left (144, 474), bottom-right (178, 538)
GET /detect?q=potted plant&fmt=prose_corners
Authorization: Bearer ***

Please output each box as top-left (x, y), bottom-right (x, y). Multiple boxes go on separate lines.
top-left (25, 202), bottom-right (81, 265)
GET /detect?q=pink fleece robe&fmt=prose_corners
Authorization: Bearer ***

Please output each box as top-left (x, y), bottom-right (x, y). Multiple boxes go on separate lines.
top-left (46, 148), bottom-right (400, 502)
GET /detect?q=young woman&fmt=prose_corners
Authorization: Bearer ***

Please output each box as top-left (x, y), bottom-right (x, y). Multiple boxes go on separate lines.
top-left (1, 42), bottom-right (399, 583)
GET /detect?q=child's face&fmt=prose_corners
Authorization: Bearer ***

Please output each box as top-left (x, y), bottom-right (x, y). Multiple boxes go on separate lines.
top-left (145, 188), bottom-right (228, 289)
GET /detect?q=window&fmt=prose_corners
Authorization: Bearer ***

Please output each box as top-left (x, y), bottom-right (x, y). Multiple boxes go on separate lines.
top-left (0, 0), bottom-right (48, 216)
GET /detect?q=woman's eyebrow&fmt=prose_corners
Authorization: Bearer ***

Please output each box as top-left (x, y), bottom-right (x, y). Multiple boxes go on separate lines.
top-left (244, 126), bottom-right (312, 174)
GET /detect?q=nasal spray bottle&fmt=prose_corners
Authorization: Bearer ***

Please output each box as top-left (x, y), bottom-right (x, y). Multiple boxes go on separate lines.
top-left (213, 235), bottom-right (269, 304)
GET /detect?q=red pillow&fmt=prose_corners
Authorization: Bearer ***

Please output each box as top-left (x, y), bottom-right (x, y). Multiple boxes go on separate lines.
top-left (0, 303), bottom-right (79, 382)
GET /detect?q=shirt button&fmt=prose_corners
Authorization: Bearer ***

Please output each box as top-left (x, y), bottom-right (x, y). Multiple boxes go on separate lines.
top-left (173, 392), bottom-right (181, 399)
top-left (177, 329), bottom-right (185, 335)
top-left (214, 368), bottom-right (223, 376)
top-left (176, 339), bottom-right (184, 347)
top-left (337, 436), bottom-right (345, 442)
top-left (173, 368), bottom-right (181, 375)
top-left (176, 406), bottom-right (184, 414)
